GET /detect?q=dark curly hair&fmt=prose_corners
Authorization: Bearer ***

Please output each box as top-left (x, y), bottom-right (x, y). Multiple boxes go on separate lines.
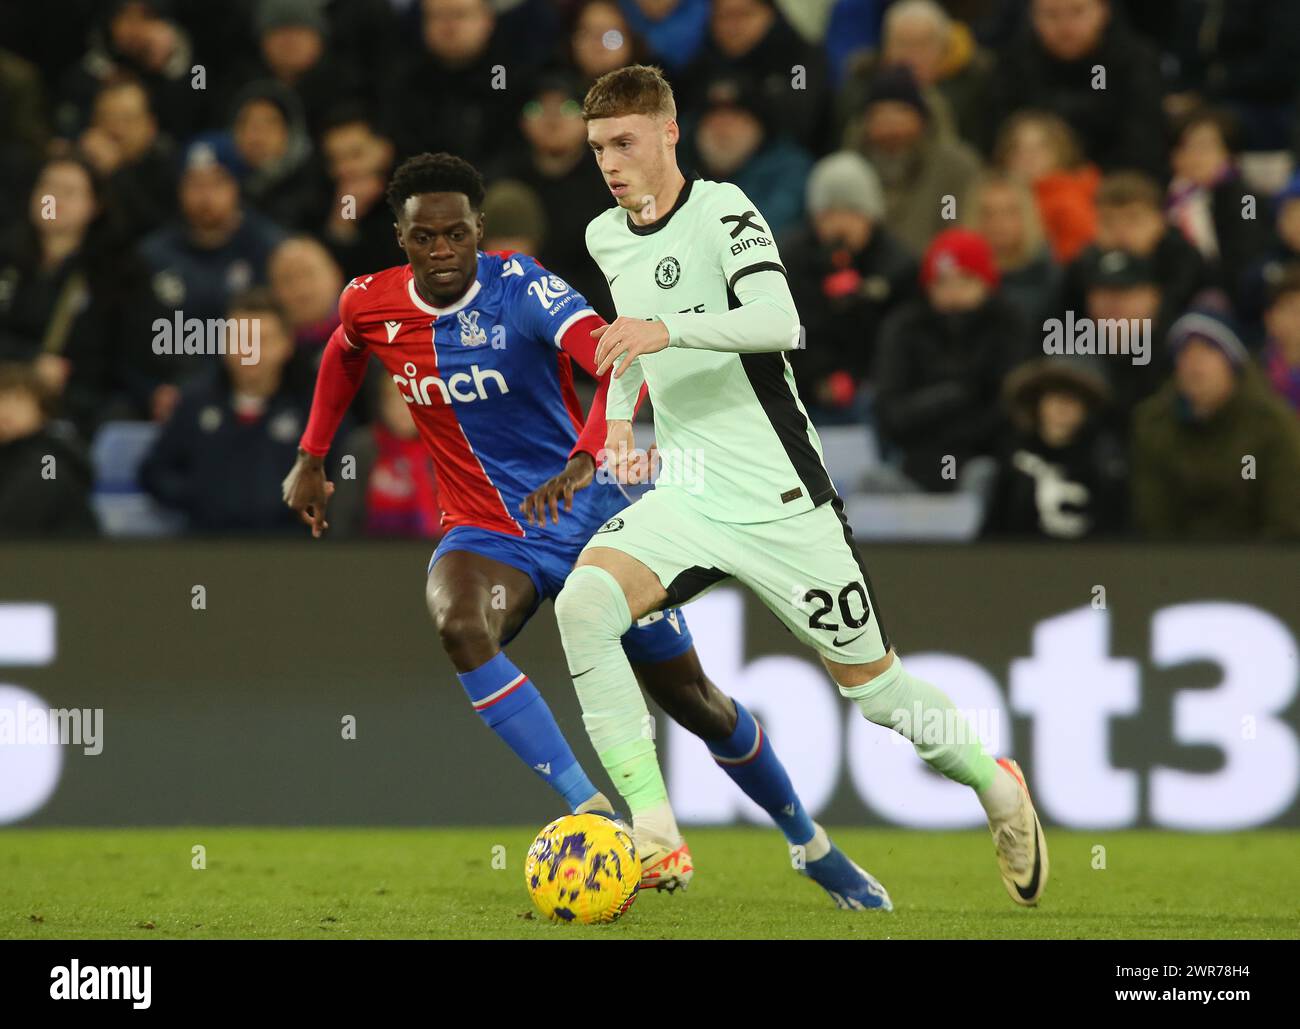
top-left (385, 152), bottom-right (486, 219)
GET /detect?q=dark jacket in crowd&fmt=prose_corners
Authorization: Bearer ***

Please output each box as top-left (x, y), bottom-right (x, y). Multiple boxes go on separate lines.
top-left (1131, 368), bottom-right (1300, 538)
top-left (981, 424), bottom-right (1127, 539)
top-left (230, 81), bottom-right (331, 232)
top-left (140, 368), bottom-right (325, 534)
top-left (218, 52), bottom-right (360, 141)
top-left (836, 30), bottom-right (999, 156)
top-left (1201, 173), bottom-right (1275, 315)
top-left (382, 37), bottom-right (524, 168)
top-left (874, 293), bottom-right (1028, 490)
top-left (1165, 0), bottom-right (1300, 148)
top-left (991, 13), bottom-right (1167, 176)
top-left (999, 247), bottom-right (1060, 333)
top-left (680, 11), bottom-right (833, 155)
top-left (783, 222), bottom-right (917, 395)
top-left (0, 426), bottom-right (98, 537)
top-left (0, 234), bottom-right (167, 436)
top-left (323, 198), bottom-right (402, 284)
top-left (56, 19), bottom-right (204, 141)
top-left (105, 136), bottom-right (179, 242)
top-left (1059, 228), bottom-right (1208, 342)
top-left (139, 209), bottom-right (286, 327)
top-left (1240, 232), bottom-right (1300, 330)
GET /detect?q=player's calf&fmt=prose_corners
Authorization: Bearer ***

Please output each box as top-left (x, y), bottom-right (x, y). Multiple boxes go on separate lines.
top-left (634, 652), bottom-right (736, 740)
top-left (832, 649), bottom-right (1043, 902)
top-left (555, 566), bottom-right (688, 872)
top-left (425, 556), bottom-right (606, 813)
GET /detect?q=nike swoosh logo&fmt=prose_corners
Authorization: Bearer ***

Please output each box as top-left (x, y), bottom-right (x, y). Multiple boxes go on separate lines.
top-left (573, 667), bottom-right (595, 678)
top-left (832, 631), bottom-right (866, 647)
top-left (1016, 814), bottom-right (1043, 901)
top-left (606, 275), bottom-right (619, 287)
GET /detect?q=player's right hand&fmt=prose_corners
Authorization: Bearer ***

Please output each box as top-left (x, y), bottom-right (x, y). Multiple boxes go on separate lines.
top-left (282, 450), bottom-right (335, 538)
top-left (520, 452), bottom-right (595, 526)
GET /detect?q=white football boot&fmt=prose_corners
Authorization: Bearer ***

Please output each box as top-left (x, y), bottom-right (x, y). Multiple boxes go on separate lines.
top-left (634, 829), bottom-right (695, 893)
top-left (988, 757), bottom-right (1049, 906)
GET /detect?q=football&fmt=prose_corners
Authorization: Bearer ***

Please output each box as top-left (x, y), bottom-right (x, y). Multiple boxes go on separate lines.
top-left (523, 813), bottom-right (641, 924)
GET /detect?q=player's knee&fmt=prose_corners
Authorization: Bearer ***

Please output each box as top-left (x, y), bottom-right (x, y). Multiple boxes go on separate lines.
top-left (434, 607), bottom-right (496, 665)
top-left (554, 566), bottom-right (626, 643)
top-left (553, 575), bottom-right (595, 636)
top-left (826, 649), bottom-right (897, 690)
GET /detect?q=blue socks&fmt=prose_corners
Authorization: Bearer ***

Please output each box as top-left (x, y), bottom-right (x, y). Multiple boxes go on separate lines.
top-left (460, 656), bottom-right (815, 845)
top-left (458, 652), bottom-right (598, 811)
top-left (706, 700), bottom-right (815, 846)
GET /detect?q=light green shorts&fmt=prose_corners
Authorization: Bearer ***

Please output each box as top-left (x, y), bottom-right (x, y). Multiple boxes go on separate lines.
top-left (582, 487), bottom-right (891, 664)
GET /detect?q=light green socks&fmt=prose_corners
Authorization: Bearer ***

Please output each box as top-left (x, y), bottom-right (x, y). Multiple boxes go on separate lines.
top-left (838, 653), bottom-right (999, 792)
top-left (554, 565), bottom-right (677, 837)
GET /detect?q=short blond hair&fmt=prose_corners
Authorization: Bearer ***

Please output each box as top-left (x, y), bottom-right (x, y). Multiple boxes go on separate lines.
top-left (582, 64), bottom-right (676, 122)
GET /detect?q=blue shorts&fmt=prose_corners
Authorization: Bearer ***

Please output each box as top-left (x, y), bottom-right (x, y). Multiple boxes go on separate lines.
top-left (428, 523), bottom-right (694, 665)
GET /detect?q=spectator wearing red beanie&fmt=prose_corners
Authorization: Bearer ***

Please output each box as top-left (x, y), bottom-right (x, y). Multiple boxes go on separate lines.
top-left (920, 226), bottom-right (1001, 293)
top-left (873, 227), bottom-right (1032, 491)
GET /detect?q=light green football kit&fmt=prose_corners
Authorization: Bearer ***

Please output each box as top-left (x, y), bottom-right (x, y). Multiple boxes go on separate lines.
top-left (584, 176), bottom-right (890, 665)
top-left (553, 177), bottom-right (1002, 834)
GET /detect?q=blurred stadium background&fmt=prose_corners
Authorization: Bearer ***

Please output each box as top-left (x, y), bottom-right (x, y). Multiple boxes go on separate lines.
top-left (1, 0), bottom-right (1298, 845)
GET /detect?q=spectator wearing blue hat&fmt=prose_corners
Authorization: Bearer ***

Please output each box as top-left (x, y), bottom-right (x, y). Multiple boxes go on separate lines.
top-left (1131, 306), bottom-right (1300, 539)
top-left (139, 141), bottom-right (287, 410)
top-left (139, 138), bottom-right (286, 350)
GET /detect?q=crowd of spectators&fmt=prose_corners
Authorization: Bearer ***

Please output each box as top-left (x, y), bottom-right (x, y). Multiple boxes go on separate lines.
top-left (1, 0), bottom-right (1299, 540)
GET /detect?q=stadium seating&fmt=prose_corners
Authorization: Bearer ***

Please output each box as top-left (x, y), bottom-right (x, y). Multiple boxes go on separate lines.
top-left (90, 422), bottom-right (185, 537)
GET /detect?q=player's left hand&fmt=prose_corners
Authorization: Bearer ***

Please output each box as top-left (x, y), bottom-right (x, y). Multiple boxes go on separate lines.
top-left (593, 316), bottom-right (669, 378)
top-left (519, 452), bottom-right (595, 526)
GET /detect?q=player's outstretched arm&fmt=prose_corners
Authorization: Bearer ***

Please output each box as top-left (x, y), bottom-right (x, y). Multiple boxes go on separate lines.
top-left (651, 187), bottom-right (803, 356)
top-left (282, 325), bottom-right (369, 537)
top-left (519, 452), bottom-right (594, 527)
top-left (656, 268), bottom-right (801, 355)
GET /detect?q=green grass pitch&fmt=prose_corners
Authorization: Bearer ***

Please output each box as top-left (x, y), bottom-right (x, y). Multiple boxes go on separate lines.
top-left (2, 828), bottom-right (1297, 939)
